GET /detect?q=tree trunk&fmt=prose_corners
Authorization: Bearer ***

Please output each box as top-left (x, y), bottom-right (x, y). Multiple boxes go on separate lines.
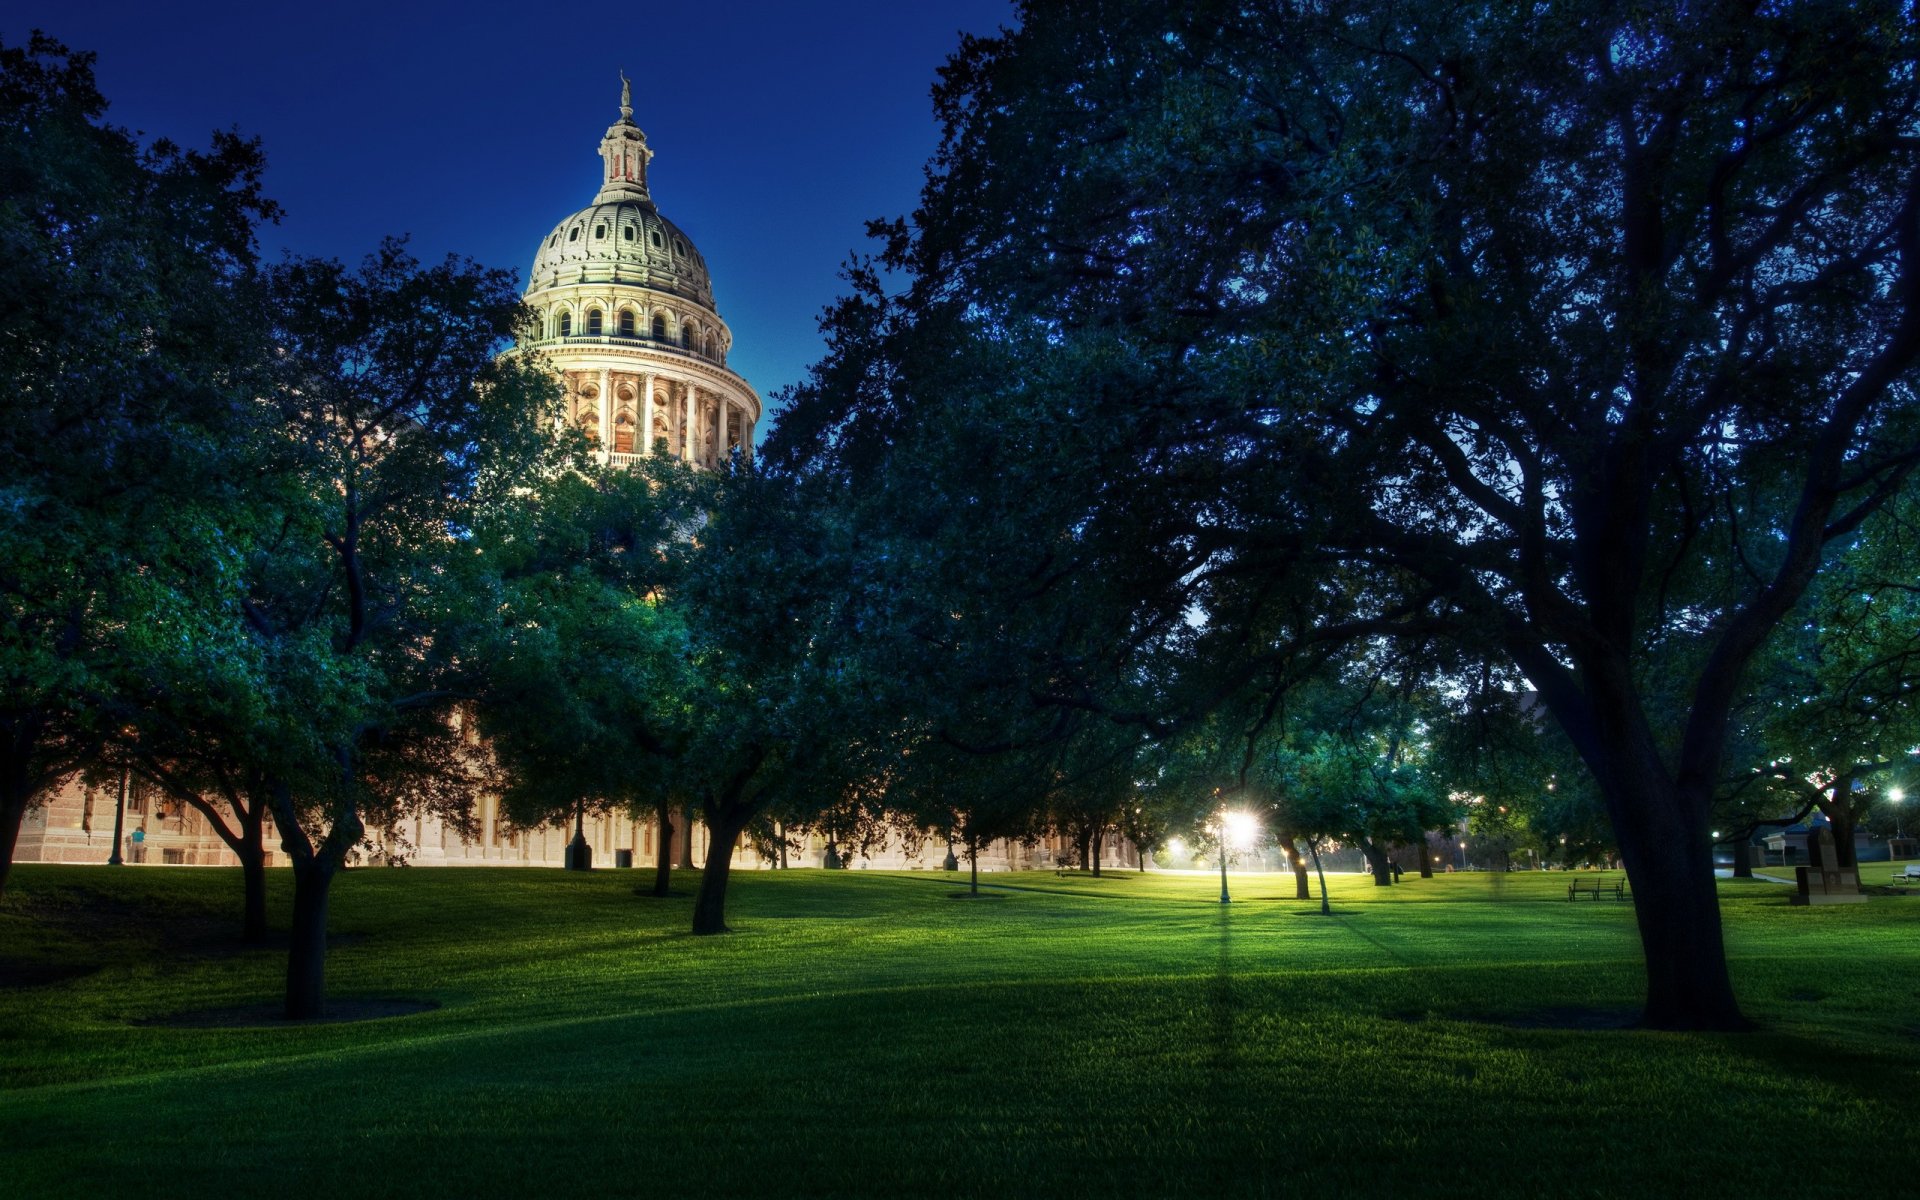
top-left (0, 787), bottom-right (28, 901)
top-left (1417, 836), bottom-right (1434, 878)
top-left (238, 817), bottom-right (270, 945)
top-left (678, 803), bottom-right (696, 869)
top-left (1730, 841), bottom-right (1754, 879)
top-left (1288, 839), bottom-right (1311, 899)
top-left (691, 818), bottom-right (744, 936)
top-left (968, 836), bottom-right (980, 896)
top-left (1075, 827), bottom-right (1091, 872)
top-left (1603, 773), bottom-right (1748, 1031)
top-left (1362, 838), bottom-right (1392, 886)
top-left (1307, 839), bottom-right (1331, 916)
top-left (285, 857), bottom-right (334, 1020)
top-left (1828, 800), bottom-right (1860, 873)
top-left (1091, 828), bottom-right (1104, 878)
top-left (651, 800), bottom-right (674, 897)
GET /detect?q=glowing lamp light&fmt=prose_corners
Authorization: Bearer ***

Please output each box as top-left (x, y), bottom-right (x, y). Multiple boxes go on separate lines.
top-left (1167, 837), bottom-right (1187, 858)
top-left (1892, 788), bottom-right (1907, 803)
top-left (1221, 810), bottom-right (1260, 849)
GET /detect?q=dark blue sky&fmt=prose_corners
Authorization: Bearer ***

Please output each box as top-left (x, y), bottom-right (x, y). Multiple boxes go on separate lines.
top-left (5, 1), bottom-right (1018, 422)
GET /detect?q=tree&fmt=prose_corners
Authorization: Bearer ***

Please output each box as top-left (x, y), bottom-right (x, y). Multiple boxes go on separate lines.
top-left (0, 33), bottom-right (278, 897)
top-left (475, 456), bottom-right (700, 896)
top-left (1722, 491), bottom-right (1920, 875)
top-left (774, 1), bottom-right (1920, 1029)
top-left (666, 464), bottom-right (885, 933)
top-left (245, 243), bottom-right (563, 1017)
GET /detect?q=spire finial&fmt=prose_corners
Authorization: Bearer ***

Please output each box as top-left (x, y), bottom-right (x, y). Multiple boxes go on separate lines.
top-left (619, 71), bottom-right (633, 122)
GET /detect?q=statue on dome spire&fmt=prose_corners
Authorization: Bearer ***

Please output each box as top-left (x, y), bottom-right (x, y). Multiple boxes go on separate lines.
top-left (596, 77), bottom-right (653, 202)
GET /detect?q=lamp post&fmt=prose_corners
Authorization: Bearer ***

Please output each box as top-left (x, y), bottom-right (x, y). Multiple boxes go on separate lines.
top-left (1217, 815), bottom-right (1231, 904)
top-left (1892, 788), bottom-right (1906, 840)
top-left (566, 798), bottom-right (592, 870)
top-left (106, 767), bottom-right (128, 866)
top-left (1457, 839), bottom-right (1467, 870)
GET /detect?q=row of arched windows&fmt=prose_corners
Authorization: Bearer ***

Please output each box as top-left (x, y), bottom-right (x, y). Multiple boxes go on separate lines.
top-left (550, 221), bottom-right (687, 256)
top-left (549, 304), bottom-right (722, 358)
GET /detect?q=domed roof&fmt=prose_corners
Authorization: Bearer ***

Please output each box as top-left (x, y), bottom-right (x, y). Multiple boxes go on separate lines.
top-left (528, 199), bottom-right (714, 309)
top-left (525, 81), bottom-right (716, 311)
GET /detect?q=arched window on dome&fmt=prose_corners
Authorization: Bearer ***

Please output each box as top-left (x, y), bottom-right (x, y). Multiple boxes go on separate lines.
top-left (557, 310), bottom-right (572, 338)
top-left (618, 310), bottom-right (635, 337)
top-left (594, 224), bottom-right (606, 239)
top-left (586, 309), bottom-right (603, 336)
top-left (674, 238), bottom-right (686, 257)
top-left (649, 229), bottom-right (662, 248)
top-left (652, 313), bottom-right (668, 341)
top-left (613, 409), bottom-right (635, 455)
top-left (569, 226), bottom-right (581, 242)
top-left (623, 226), bottom-right (635, 241)
top-left (680, 323), bottom-right (692, 349)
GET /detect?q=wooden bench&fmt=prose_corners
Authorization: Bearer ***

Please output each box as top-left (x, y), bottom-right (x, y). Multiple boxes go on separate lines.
top-left (1567, 879), bottom-right (1629, 901)
top-left (1896, 864), bottom-right (1920, 884)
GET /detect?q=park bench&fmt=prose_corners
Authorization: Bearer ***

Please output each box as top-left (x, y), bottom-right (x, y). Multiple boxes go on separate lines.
top-left (1897, 864), bottom-right (1920, 884)
top-left (1566, 879), bottom-right (1629, 901)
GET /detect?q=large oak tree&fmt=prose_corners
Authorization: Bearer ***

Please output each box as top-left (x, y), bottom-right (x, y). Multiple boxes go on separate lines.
top-left (774, 1), bottom-right (1920, 1029)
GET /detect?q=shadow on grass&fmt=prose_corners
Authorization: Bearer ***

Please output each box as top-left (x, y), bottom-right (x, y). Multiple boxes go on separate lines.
top-left (0, 959), bottom-right (98, 988)
top-left (134, 997), bottom-right (439, 1028)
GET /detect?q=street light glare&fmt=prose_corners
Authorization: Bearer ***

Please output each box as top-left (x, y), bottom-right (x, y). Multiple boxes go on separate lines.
top-left (1222, 810), bottom-right (1260, 849)
top-left (1891, 788), bottom-right (1906, 803)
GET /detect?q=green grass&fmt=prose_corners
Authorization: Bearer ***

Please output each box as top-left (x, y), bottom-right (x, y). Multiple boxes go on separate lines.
top-left (1, 864), bottom-right (1914, 1198)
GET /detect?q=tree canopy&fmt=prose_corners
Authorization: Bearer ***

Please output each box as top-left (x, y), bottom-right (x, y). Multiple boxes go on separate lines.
top-left (769, 0), bottom-right (1920, 1029)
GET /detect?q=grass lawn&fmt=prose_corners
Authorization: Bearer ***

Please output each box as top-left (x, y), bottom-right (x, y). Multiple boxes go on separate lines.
top-left (1, 864), bottom-right (1914, 1198)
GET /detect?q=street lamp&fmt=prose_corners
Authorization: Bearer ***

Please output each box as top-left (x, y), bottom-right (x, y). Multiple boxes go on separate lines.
top-left (1216, 811), bottom-right (1260, 904)
top-left (1218, 817), bottom-right (1231, 904)
top-left (106, 766), bottom-right (128, 866)
top-left (1458, 839), bottom-right (1468, 870)
top-left (1892, 787), bottom-right (1907, 840)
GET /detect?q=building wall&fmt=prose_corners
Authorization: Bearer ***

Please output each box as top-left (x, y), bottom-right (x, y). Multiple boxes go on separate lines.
top-left (11, 775), bottom-right (1107, 875)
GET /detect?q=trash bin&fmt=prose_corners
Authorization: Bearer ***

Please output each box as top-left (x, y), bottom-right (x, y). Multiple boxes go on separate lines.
top-left (614, 849), bottom-right (633, 869)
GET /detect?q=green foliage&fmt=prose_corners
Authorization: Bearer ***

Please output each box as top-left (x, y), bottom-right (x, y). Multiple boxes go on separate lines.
top-left (242, 241), bottom-right (567, 854)
top-left (768, 0), bottom-right (1920, 1025)
top-left (0, 32), bottom-right (280, 890)
top-left (475, 457), bottom-right (700, 831)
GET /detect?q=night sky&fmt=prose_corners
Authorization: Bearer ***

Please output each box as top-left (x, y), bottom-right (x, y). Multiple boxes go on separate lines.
top-left (2, 0), bottom-right (1018, 423)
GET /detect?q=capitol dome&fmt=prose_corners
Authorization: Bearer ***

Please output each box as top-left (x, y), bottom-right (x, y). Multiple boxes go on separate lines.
top-left (528, 200), bottom-right (714, 310)
top-left (521, 79), bottom-right (759, 468)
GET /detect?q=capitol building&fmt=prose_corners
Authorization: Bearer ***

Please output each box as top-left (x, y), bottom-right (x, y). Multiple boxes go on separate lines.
top-left (14, 88), bottom-right (1083, 877)
top-left (525, 78), bottom-right (760, 470)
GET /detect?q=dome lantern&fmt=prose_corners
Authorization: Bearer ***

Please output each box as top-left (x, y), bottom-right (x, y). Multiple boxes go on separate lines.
top-left (596, 73), bottom-right (653, 204)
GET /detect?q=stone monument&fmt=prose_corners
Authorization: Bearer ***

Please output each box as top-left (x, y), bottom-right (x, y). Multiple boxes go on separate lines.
top-left (1791, 827), bottom-right (1867, 905)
